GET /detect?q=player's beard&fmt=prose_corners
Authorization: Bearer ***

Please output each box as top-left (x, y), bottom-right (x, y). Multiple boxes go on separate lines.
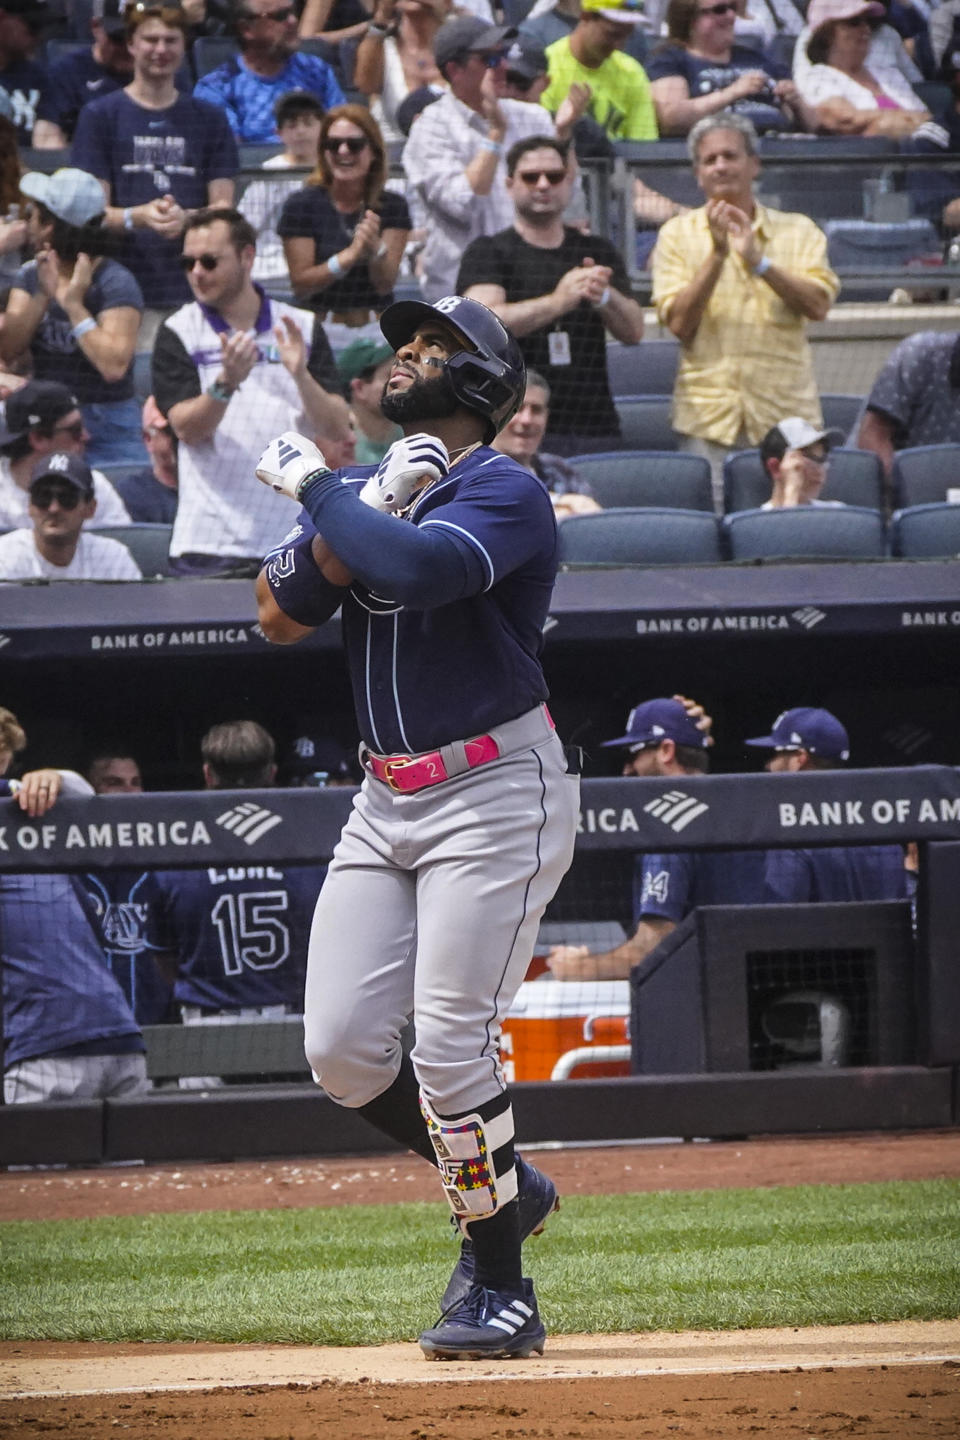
top-left (380, 367), bottom-right (461, 426)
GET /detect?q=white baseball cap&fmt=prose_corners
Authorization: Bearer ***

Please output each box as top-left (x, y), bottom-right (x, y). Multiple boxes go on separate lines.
top-left (20, 168), bottom-right (106, 227)
top-left (760, 416), bottom-right (844, 465)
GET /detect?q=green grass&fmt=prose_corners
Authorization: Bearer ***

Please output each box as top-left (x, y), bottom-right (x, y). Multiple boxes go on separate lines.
top-left (1, 1179), bottom-right (958, 1345)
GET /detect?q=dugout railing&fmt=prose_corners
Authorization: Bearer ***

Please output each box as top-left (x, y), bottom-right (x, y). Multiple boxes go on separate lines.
top-left (1, 770), bottom-right (959, 1167)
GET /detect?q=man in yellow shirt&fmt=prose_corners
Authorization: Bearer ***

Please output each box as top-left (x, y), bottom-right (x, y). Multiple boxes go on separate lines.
top-left (651, 112), bottom-right (839, 510)
top-left (540, 0), bottom-right (658, 142)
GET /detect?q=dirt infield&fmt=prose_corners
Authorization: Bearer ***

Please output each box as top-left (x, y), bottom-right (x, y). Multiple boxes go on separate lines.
top-left (2, 1129), bottom-right (959, 1438)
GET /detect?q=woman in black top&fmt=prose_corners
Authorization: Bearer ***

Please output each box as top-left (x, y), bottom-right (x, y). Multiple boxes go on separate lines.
top-left (278, 103), bottom-right (410, 343)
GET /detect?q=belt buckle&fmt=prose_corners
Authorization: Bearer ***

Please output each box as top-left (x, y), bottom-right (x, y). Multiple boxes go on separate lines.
top-left (382, 755), bottom-right (413, 792)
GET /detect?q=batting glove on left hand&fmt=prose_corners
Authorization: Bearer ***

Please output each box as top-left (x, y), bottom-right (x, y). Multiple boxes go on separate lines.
top-left (255, 431), bottom-right (331, 501)
top-left (358, 432), bottom-right (450, 513)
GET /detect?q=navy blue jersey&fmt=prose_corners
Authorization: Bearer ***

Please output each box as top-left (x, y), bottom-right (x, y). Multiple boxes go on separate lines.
top-left (0, 872), bottom-right (143, 1068)
top-left (142, 862), bottom-right (326, 1012)
top-left (0, 56), bottom-right (51, 143)
top-left (80, 868), bottom-right (175, 1027)
top-left (764, 846), bottom-right (909, 903)
top-left (634, 849), bottom-right (771, 924)
top-left (266, 448), bottom-right (558, 754)
top-left (71, 90), bottom-right (238, 307)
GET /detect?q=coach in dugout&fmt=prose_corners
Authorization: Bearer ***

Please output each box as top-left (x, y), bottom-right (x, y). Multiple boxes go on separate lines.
top-left (0, 705), bottom-right (149, 1104)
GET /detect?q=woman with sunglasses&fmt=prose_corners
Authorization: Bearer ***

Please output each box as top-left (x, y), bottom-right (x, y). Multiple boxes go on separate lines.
top-left (647, 0), bottom-right (817, 134)
top-left (278, 104), bottom-right (410, 350)
top-left (793, 0), bottom-right (933, 136)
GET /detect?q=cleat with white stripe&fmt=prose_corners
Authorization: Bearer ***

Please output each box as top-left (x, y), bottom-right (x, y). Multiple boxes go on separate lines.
top-left (440, 1157), bottom-right (558, 1312)
top-left (419, 1278), bottom-right (546, 1360)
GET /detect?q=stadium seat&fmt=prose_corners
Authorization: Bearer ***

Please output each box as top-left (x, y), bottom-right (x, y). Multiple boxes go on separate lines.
top-left (606, 339), bottom-right (678, 397)
top-left (820, 393), bottom-right (864, 440)
top-left (823, 219), bottom-right (941, 298)
top-left (889, 503), bottom-right (960, 558)
top-left (568, 450), bottom-right (712, 510)
top-left (90, 524), bottom-right (172, 578)
top-left (913, 80), bottom-right (953, 121)
top-left (891, 444), bottom-right (960, 508)
top-left (191, 36), bottom-right (240, 78)
top-left (558, 507), bottom-right (722, 565)
top-left (723, 505), bottom-right (886, 560)
top-left (615, 396), bottom-right (679, 451)
top-left (722, 447), bottom-right (884, 513)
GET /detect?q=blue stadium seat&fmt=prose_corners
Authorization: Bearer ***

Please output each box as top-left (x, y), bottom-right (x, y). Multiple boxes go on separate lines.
top-left (191, 36), bottom-right (240, 78)
top-left (823, 219), bottom-right (941, 287)
top-left (820, 393), bottom-right (865, 440)
top-left (615, 396), bottom-right (679, 451)
top-left (723, 505), bottom-right (886, 560)
top-left (558, 507), bottom-right (722, 565)
top-left (891, 445), bottom-right (960, 509)
top-left (90, 524), bottom-right (172, 578)
top-left (889, 503), bottom-right (960, 558)
top-left (606, 340), bottom-right (678, 397)
top-left (568, 451), bottom-right (712, 510)
top-left (723, 447), bottom-right (884, 513)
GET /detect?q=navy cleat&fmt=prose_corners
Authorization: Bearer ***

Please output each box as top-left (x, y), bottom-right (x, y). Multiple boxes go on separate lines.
top-left (419, 1278), bottom-right (546, 1361)
top-left (440, 1157), bottom-right (558, 1312)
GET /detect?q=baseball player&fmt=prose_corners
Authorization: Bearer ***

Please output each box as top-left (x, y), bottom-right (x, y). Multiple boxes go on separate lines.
top-left (254, 295), bottom-right (579, 1361)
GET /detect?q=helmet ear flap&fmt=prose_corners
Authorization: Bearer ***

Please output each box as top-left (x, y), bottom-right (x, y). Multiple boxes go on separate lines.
top-left (445, 352), bottom-right (522, 444)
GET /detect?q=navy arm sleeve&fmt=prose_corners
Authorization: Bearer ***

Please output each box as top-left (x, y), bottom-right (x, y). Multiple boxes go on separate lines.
top-left (297, 471), bottom-right (487, 608)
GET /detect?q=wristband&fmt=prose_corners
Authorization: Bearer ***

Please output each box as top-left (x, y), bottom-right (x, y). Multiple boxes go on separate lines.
top-left (264, 534), bottom-right (335, 625)
top-left (374, 241), bottom-right (388, 260)
top-left (123, 207), bottom-right (134, 230)
top-left (71, 317), bottom-right (97, 339)
top-left (327, 252), bottom-right (344, 276)
top-left (752, 254), bottom-right (772, 276)
top-left (593, 287), bottom-right (611, 308)
top-left (206, 379), bottom-right (236, 403)
top-left (367, 22), bottom-right (388, 37)
top-left (481, 137), bottom-right (503, 154)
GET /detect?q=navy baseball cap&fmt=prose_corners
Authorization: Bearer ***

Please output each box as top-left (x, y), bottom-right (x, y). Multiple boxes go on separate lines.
top-left (601, 698), bottom-right (710, 751)
top-left (745, 707), bottom-right (850, 761)
top-left (30, 451), bottom-right (95, 498)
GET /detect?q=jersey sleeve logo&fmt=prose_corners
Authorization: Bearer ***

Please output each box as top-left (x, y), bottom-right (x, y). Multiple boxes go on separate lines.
top-left (641, 869), bottom-right (670, 906)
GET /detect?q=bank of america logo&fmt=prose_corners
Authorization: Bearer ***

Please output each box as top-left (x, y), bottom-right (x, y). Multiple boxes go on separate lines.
top-left (791, 606), bottom-right (826, 630)
top-left (643, 790), bottom-right (709, 833)
top-left (215, 803), bottom-right (283, 844)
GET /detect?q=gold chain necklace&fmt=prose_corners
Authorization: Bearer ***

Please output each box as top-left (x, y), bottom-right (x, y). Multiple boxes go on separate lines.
top-left (395, 440), bottom-right (483, 518)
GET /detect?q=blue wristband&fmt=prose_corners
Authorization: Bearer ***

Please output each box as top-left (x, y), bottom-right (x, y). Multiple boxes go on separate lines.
top-left (264, 533), bottom-right (339, 625)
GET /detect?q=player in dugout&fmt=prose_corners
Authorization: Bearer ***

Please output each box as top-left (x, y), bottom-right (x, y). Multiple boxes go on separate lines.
top-left (254, 295), bottom-right (579, 1361)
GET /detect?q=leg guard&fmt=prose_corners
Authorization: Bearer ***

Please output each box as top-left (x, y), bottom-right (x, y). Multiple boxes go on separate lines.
top-left (420, 1089), bottom-right (519, 1232)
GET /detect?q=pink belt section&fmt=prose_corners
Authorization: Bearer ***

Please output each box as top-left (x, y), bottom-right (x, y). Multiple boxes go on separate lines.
top-left (365, 708), bottom-right (555, 794)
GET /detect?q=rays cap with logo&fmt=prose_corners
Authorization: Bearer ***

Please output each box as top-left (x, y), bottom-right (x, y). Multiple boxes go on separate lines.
top-left (745, 707), bottom-right (851, 761)
top-left (759, 416), bottom-right (844, 467)
top-left (281, 734), bottom-right (359, 785)
top-left (29, 450), bottom-right (95, 499)
top-left (580, 0), bottom-right (651, 24)
top-left (433, 14), bottom-right (518, 69)
top-left (19, 168), bottom-right (107, 228)
top-left (601, 698), bottom-right (710, 751)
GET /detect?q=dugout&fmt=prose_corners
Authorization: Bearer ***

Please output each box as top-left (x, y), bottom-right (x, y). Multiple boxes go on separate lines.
top-left (629, 902), bottom-right (916, 1076)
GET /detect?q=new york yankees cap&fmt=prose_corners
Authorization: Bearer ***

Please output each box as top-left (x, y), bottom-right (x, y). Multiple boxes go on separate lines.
top-left (601, 698), bottom-right (710, 751)
top-left (30, 450), bottom-right (95, 498)
top-left (745, 707), bottom-right (850, 760)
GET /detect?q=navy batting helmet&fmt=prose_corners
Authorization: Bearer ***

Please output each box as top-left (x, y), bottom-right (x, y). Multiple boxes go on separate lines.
top-left (379, 295), bottom-right (526, 443)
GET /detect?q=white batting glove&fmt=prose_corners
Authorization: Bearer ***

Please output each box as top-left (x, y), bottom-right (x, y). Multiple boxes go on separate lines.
top-left (358, 432), bottom-right (450, 513)
top-left (255, 431), bottom-right (331, 501)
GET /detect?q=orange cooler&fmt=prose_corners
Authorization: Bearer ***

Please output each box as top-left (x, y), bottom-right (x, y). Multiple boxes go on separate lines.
top-left (500, 980), bottom-right (631, 1081)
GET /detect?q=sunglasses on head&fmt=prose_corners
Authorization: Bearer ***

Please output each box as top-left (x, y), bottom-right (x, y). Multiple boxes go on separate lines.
top-left (698, 2), bottom-right (735, 14)
top-left (178, 252), bottom-right (220, 272)
top-left (31, 484), bottom-right (83, 510)
top-left (322, 135), bottom-right (369, 153)
top-left (516, 167), bottom-right (567, 186)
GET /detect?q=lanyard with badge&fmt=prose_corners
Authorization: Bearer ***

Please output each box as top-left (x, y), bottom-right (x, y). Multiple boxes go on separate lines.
top-left (548, 328), bottom-right (571, 366)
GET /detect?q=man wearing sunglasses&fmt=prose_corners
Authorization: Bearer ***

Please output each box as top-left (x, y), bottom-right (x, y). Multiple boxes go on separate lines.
top-left (0, 378), bottom-right (131, 528)
top-left (0, 450), bottom-right (142, 578)
top-left (194, 0), bottom-right (344, 145)
top-left (402, 13), bottom-right (573, 301)
top-left (539, 0), bottom-right (658, 142)
top-left (458, 134), bottom-right (643, 456)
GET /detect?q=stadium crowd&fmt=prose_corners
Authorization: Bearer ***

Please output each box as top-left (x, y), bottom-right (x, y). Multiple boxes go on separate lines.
top-left (0, 0), bottom-right (955, 577)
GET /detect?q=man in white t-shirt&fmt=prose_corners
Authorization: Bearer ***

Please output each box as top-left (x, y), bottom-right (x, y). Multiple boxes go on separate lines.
top-left (759, 416), bottom-right (845, 508)
top-left (0, 452), bottom-right (142, 580)
top-left (0, 379), bottom-right (131, 529)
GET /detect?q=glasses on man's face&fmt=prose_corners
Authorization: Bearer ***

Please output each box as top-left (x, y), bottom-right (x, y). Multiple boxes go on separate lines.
top-left (54, 420), bottom-right (85, 441)
top-left (178, 252), bottom-right (220, 272)
top-left (698, 2), bottom-right (735, 15)
top-left (516, 168), bottom-right (567, 186)
top-left (31, 485), bottom-right (82, 511)
top-left (479, 49), bottom-right (508, 68)
top-left (801, 448), bottom-right (829, 466)
top-left (322, 135), bottom-right (369, 154)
